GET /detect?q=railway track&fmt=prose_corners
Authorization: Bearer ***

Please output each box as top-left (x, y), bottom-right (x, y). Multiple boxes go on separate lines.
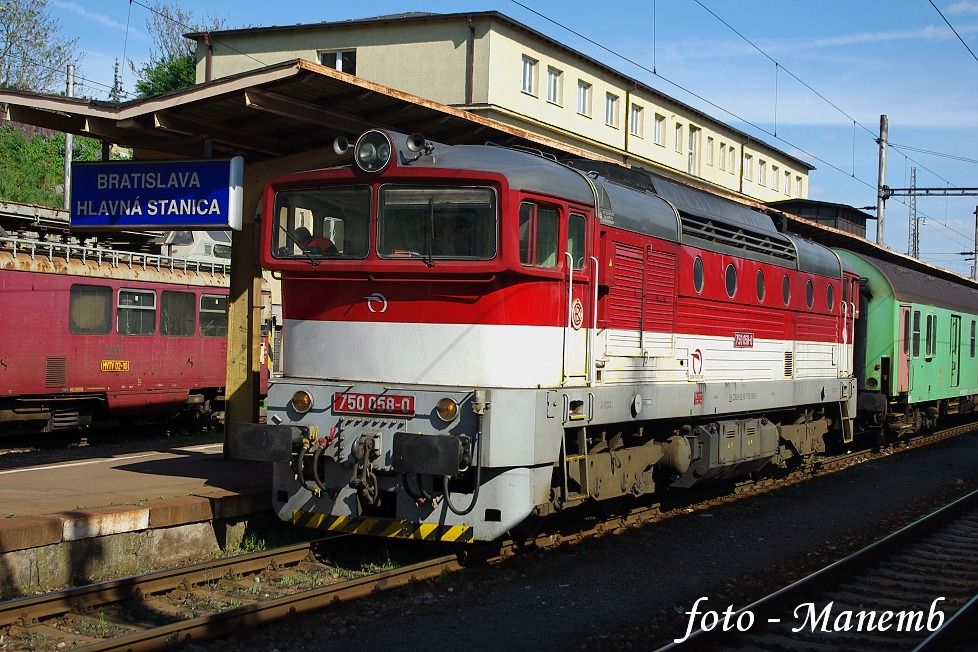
top-left (663, 486), bottom-right (978, 651)
top-left (0, 422), bottom-right (974, 650)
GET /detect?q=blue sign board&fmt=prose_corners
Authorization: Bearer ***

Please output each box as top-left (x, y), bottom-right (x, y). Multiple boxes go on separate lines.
top-left (70, 157), bottom-right (244, 230)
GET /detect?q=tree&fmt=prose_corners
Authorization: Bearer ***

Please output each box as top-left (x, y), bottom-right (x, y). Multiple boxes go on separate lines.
top-left (134, 2), bottom-right (225, 98)
top-left (0, 0), bottom-right (79, 92)
top-left (0, 125), bottom-right (105, 205)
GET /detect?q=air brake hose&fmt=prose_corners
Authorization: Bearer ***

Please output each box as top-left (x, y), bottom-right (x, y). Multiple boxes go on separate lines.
top-left (443, 414), bottom-right (482, 516)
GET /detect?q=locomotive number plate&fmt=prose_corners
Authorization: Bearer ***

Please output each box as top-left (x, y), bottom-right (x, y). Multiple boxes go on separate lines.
top-left (332, 392), bottom-right (415, 416)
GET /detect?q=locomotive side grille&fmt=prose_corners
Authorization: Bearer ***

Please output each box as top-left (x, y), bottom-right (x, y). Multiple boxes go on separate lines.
top-left (682, 215), bottom-right (797, 263)
top-left (45, 357), bottom-right (66, 387)
top-left (783, 352), bottom-right (794, 378)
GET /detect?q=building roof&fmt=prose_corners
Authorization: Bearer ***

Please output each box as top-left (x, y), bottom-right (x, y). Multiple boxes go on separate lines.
top-left (186, 10), bottom-right (814, 172)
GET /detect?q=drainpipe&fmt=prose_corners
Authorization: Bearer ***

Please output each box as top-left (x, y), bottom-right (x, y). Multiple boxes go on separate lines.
top-left (204, 33), bottom-right (213, 82)
top-left (465, 18), bottom-right (475, 105)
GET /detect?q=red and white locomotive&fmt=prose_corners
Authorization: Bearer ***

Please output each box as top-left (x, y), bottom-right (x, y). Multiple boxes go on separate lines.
top-left (235, 130), bottom-right (857, 542)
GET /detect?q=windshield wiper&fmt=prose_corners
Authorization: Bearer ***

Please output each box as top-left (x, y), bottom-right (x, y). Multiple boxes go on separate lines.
top-left (278, 224), bottom-right (319, 267)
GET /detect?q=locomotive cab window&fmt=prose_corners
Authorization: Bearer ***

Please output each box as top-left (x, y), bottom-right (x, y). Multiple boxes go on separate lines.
top-left (200, 295), bottom-right (228, 338)
top-left (272, 185), bottom-right (371, 260)
top-left (519, 202), bottom-right (559, 268)
top-left (117, 289), bottom-right (156, 336)
top-left (161, 291), bottom-right (195, 337)
top-left (69, 284), bottom-right (112, 335)
top-left (379, 186), bottom-right (496, 260)
top-left (568, 213), bottom-right (587, 270)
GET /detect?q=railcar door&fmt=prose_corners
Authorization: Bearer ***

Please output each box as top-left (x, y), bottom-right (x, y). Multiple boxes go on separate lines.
top-left (562, 210), bottom-right (593, 385)
top-left (898, 305), bottom-right (911, 393)
top-left (951, 314), bottom-right (961, 388)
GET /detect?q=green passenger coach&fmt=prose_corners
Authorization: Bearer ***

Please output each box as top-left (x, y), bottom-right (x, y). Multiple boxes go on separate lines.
top-left (837, 250), bottom-right (978, 433)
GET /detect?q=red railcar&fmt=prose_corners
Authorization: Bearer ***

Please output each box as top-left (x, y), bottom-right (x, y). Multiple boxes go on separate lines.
top-left (0, 236), bottom-right (266, 434)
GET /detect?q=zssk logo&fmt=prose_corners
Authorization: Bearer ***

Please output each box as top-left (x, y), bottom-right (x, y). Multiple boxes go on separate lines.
top-left (364, 292), bottom-right (388, 313)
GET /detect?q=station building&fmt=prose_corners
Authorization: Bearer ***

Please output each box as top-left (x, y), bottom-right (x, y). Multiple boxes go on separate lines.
top-left (188, 11), bottom-right (812, 203)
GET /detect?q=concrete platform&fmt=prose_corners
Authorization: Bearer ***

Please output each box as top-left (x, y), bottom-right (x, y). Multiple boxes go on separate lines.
top-left (0, 442), bottom-right (274, 595)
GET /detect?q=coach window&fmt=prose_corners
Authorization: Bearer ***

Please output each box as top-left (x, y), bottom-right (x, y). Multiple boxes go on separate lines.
top-left (805, 279), bottom-right (814, 309)
top-left (925, 314), bottom-right (937, 358)
top-left (755, 269), bottom-right (765, 302)
top-left (912, 310), bottom-right (921, 357)
top-left (827, 284), bottom-right (835, 311)
top-left (693, 256), bottom-right (704, 293)
top-left (568, 213), bottom-right (586, 270)
top-left (200, 295), bottom-right (228, 337)
top-left (782, 275), bottom-right (791, 306)
top-left (161, 291), bottom-right (195, 337)
top-left (519, 202), bottom-right (559, 268)
top-left (117, 289), bottom-right (156, 336)
top-left (971, 320), bottom-right (976, 357)
top-left (69, 284), bottom-right (112, 335)
top-left (724, 263), bottom-right (737, 298)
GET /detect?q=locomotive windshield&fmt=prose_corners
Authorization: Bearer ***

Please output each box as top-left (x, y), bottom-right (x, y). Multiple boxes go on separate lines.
top-left (272, 186), bottom-right (371, 260)
top-left (378, 186), bottom-right (496, 261)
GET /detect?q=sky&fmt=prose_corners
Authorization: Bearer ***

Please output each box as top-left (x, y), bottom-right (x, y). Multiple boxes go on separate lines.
top-left (47, 0), bottom-right (978, 276)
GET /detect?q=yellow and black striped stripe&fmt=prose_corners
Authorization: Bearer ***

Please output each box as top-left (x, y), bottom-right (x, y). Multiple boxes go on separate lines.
top-left (292, 510), bottom-right (474, 543)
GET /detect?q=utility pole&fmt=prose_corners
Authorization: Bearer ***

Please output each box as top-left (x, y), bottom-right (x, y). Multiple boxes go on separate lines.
top-left (973, 206), bottom-right (977, 281)
top-left (876, 114), bottom-right (888, 247)
top-left (63, 64), bottom-right (74, 211)
top-left (908, 167), bottom-right (919, 258)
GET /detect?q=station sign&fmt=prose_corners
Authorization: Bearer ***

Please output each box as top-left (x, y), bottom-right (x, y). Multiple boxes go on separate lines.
top-left (70, 157), bottom-right (244, 230)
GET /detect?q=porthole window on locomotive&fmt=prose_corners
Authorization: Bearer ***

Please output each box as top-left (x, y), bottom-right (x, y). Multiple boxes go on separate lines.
top-left (755, 269), bottom-right (765, 302)
top-left (693, 256), bottom-right (704, 293)
top-left (805, 279), bottom-right (814, 309)
top-left (782, 275), bottom-right (790, 305)
top-left (724, 263), bottom-right (737, 298)
top-left (827, 284), bottom-right (835, 311)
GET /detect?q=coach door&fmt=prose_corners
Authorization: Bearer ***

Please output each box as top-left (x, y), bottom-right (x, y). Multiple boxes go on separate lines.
top-left (898, 305), bottom-right (911, 393)
top-left (562, 211), bottom-right (593, 385)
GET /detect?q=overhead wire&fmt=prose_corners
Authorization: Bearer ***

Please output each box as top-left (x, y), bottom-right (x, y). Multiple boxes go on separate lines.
top-left (927, 0), bottom-right (978, 65)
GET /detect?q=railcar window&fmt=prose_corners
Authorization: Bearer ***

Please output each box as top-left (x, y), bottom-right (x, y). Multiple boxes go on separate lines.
top-left (971, 320), bottom-right (976, 358)
top-left (805, 279), bottom-right (814, 309)
top-left (379, 186), bottom-right (496, 260)
top-left (200, 295), bottom-right (228, 337)
top-left (782, 275), bottom-right (791, 306)
top-left (904, 312), bottom-right (911, 355)
top-left (724, 264), bottom-right (737, 298)
top-left (925, 314), bottom-right (937, 358)
top-left (272, 186), bottom-right (370, 260)
top-left (755, 269), bottom-right (765, 302)
top-left (161, 291), bottom-right (195, 337)
top-left (827, 284), bottom-right (835, 311)
top-left (519, 202), bottom-right (559, 268)
top-left (117, 289), bottom-right (156, 336)
top-left (69, 284), bottom-right (112, 335)
top-left (912, 311), bottom-right (921, 357)
top-left (568, 214), bottom-right (586, 270)
top-left (693, 256), bottom-right (704, 293)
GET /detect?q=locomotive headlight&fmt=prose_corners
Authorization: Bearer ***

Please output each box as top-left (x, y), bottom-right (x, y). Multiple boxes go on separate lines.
top-left (290, 390), bottom-right (313, 414)
top-left (354, 130), bottom-right (393, 172)
top-left (435, 397), bottom-right (459, 422)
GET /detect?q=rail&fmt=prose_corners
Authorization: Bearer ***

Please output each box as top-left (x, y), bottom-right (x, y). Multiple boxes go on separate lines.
top-left (0, 234), bottom-right (231, 275)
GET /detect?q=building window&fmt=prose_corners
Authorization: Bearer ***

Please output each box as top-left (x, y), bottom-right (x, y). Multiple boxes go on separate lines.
top-left (771, 165), bottom-right (779, 188)
top-left (706, 137), bottom-right (714, 165)
top-left (654, 114), bottom-right (666, 145)
top-left (319, 50), bottom-right (356, 74)
top-left (759, 160), bottom-right (767, 186)
top-left (728, 147), bottom-right (736, 174)
top-left (675, 122), bottom-right (683, 153)
top-left (605, 93), bottom-right (619, 127)
top-left (577, 80), bottom-right (592, 116)
top-left (519, 202), bottom-right (559, 267)
top-left (117, 289), bottom-right (156, 336)
top-left (521, 55), bottom-right (538, 95)
top-left (784, 170), bottom-right (791, 194)
top-left (69, 284), bottom-right (112, 335)
top-left (547, 66), bottom-right (563, 105)
top-left (200, 294), bottom-right (228, 337)
top-left (630, 104), bottom-right (643, 137)
top-left (719, 143), bottom-right (727, 171)
top-left (795, 175), bottom-right (803, 197)
top-left (744, 154), bottom-right (753, 181)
